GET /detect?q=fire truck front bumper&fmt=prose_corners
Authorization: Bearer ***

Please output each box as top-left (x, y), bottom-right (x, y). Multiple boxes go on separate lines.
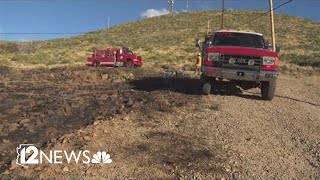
top-left (202, 67), bottom-right (279, 82)
top-left (133, 60), bottom-right (143, 67)
top-left (86, 62), bottom-right (93, 66)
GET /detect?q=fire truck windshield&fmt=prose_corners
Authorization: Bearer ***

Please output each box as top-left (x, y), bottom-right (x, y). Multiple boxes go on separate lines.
top-left (213, 32), bottom-right (266, 49)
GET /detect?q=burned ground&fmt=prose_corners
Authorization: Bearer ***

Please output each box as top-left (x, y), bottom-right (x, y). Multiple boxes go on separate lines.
top-left (0, 66), bottom-right (319, 180)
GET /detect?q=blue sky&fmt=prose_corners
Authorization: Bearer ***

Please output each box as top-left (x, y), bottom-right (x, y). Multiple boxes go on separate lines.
top-left (0, 0), bottom-right (319, 41)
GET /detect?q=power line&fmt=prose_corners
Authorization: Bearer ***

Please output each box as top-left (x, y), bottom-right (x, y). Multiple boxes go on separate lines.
top-left (0, 0), bottom-right (295, 36)
top-left (0, 32), bottom-right (88, 36)
top-left (239, 0), bottom-right (294, 26)
top-left (0, 32), bottom-right (86, 35)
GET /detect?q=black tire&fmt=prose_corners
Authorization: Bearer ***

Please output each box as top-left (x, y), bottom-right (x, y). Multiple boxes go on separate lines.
top-left (93, 60), bottom-right (100, 67)
top-left (125, 60), bottom-right (134, 68)
top-left (261, 80), bottom-right (276, 100)
top-left (202, 81), bottom-right (212, 95)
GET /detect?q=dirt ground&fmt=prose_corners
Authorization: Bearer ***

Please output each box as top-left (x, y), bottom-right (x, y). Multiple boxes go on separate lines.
top-left (0, 66), bottom-right (319, 180)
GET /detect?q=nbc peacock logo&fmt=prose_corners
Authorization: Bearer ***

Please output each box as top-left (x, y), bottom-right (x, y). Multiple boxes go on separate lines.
top-left (91, 151), bottom-right (112, 164)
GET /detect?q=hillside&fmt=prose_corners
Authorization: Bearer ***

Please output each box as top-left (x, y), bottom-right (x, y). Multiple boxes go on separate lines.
top-left (0, 10), bottom-right (320, 69)
top-left (0, 10), bottom-right (320, 180)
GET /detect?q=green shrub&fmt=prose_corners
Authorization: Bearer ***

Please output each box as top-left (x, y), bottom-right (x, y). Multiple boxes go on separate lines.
top-left (281, 54), bottom-right (320, 68)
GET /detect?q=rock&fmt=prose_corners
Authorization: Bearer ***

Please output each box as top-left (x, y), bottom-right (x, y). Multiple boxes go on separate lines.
top-left (8, 123), bottom-right (20, 132)
top-left (34, 119), bottom-right (44, 126)
top-left (50, 138), bottom-right (57, 143)
top-left (85, 167), bottom-right (93, 174)
top-left (126, 97), bottom-right (134, 107)
top-left (122, 116), bottom-right (130, 121)
top-left (101, 74), bottom-right (110, 80)
top-left (39, 173), bottom-right (46, 179)
top-left (112, 79), bottom-right (123, 83)
top-left (225, 166), bottom-right (231, 172)
top-left (2, 139), bottom-right (10, 144)
top-left (9, 160), bottom-right (20, 170)
top-left (35, 166), bottom-right (42, 171)
top-left (62, 105), bottom-right (73, 115)
top-left (62, 166), bottom-right (69, 172)
top-left (19, 118), bottom-right (30, 127)
top-left (93, 121), bottom-right (100, 126)
top-left (117, 105), bottom-right (125, 114)
top-left (95, 116), bottom-right (104, 121)
top-left (46, 110), bottom-right (55, 116)
top-left (128, 73), bottom-right (135, 80)
top-left (84, 136), bottom-right (91, 141)
top-left (25, 125), bottom-right (35, 133)
top-left (62, 138), bottom-right (69, 145)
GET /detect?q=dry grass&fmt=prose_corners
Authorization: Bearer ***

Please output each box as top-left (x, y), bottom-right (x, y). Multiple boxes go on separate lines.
top-left (0, 10), bottom-right (319, 69)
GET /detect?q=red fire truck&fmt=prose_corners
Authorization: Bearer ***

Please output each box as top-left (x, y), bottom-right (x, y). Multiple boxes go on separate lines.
top-left (86, 47), bottom-right (143, 68)
top-left (197, 30), bottom-right (280, 100)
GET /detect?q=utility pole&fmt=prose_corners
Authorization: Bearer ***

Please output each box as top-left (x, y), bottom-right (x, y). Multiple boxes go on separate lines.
top-left (206, 21), bottom-right (210, 36)
top-left (107, 17), bottom-right (110, 28)
top-left (186, 0), bottom-right (190, 12)
top-left (168, 0), bottom-right (174, 14)
top-left (221, 0), bottom-right (225, 29)
top-left (269, 0), bottom-right (276, 52)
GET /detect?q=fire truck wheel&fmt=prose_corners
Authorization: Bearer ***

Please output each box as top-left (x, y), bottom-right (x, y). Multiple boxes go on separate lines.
top-left (93, 61), bottom-right (100, 67)
top-left (261, 80), bottom-right (276, 100)
top-left (202, 81), bottom-right (212, 95)
top-left (125, 60), bottom-right (134, 68)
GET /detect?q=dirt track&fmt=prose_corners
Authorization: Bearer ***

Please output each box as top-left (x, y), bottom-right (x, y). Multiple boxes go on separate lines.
top-left (0, 66), bottom-right (319, 180)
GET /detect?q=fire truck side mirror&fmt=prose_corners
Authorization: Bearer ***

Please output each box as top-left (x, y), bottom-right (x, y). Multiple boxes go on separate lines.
top-left (195, 38), bottom-right (201, 48)
top-left (267, 43), bottom-right (281, 53)
top-left (276, 45), bottom-right (281, 53)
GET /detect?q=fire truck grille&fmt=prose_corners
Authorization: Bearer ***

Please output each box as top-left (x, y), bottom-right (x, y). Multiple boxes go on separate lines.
top-left (217, 54), bottom-right (263, 70)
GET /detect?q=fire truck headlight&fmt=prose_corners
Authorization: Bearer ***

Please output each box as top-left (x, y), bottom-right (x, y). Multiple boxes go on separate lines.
top-left (208, 53), bottom-right (220, 61)
top-left (263, 56), bottom-right (276, 65)
top-left (229, 58), bottom-right (236, 64)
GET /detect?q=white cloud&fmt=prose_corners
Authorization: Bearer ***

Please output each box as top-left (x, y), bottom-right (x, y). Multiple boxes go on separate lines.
top-left (141, 8), bottom-right (170, 18)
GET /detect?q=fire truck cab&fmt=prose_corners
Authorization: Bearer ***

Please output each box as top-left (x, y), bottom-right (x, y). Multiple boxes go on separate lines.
top-left (86, 47), bottom-right (143, 68)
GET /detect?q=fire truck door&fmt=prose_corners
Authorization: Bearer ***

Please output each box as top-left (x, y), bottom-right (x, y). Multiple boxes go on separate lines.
top-left (101, 51), bottom-right (114, 66)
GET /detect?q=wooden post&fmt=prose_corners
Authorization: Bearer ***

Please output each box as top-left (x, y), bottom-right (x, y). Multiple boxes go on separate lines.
top-left (207, 21), bottom-right (210, 36)
top-left (269, 0), bottom-right (276, 52)
top-left (221, 0), bottom-right (225, 29)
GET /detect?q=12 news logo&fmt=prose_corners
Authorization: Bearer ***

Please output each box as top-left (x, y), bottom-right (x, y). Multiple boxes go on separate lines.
top-left (16, 144), bottom-right (112, 167)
